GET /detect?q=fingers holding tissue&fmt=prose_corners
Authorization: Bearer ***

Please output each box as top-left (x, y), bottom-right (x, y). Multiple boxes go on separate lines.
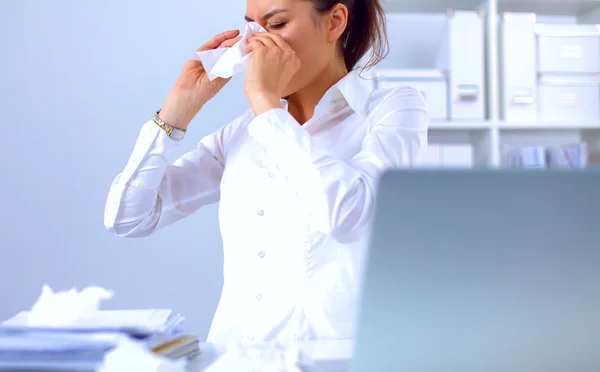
top-left (192, 22), bottom-right (267, 81)
top-left (244, 32), bottom-right (301, 116)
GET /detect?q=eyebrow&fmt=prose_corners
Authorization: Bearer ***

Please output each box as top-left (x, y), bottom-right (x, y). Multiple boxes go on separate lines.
top-left (244, 9), bottom-right (289, 22)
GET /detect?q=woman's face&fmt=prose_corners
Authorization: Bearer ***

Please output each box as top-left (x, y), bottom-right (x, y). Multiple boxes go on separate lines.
top-left (245, 0), bottom-right (337, 97)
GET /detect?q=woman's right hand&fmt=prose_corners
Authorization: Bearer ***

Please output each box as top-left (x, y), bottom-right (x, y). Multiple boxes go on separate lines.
top-left (159, 30), bottom-right (242, 131)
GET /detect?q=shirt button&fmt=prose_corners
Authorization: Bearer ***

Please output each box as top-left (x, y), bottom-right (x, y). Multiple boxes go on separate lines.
top-left (257, 210), bottom-right (265, 217)
top-left (256, 293), bottom-right (263, 300)
top-left (258, 251), bottom-right (266, 258)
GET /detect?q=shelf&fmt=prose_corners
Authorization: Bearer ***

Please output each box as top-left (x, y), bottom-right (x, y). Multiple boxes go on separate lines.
top-left (383, 0), bottom-right (484, 13)
top-left (429, 121), bottom-right (493, 130)
top-left (428, 121), bottom-right (600, 131)
top-left (498, 0), bottom-right (600, 16)
top-left (497, 121), bottom-right (600, 130)
top-left (383, 0), bottom-right (600, 15)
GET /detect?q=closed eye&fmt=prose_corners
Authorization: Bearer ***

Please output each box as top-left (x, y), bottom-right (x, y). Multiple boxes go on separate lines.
top-left (268, 22), bottom-right (286, 30)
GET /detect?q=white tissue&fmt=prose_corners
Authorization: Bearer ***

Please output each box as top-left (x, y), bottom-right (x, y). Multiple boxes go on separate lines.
top-left (28, 285), bottom-right (114, 327)
top-left (99, 336), bottom-right (186, 372)
top-left (205, 341), bottom-right (311, 372)
top-left (191, 22), bottom-right (267, 81)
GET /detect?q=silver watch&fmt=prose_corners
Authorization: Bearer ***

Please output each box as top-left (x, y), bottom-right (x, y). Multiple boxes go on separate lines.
top-left (152, 110), bottom-right (186, 140)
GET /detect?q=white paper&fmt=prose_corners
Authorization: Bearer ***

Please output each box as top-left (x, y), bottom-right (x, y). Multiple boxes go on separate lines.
top-left (5, 309), bottom-right (176, 333)
top-left (191, 22), bottom-right (267, 81)
top-left (27, 285), bottom-right (114, 327)
top-left (98, 336), bottom-right (186, 372)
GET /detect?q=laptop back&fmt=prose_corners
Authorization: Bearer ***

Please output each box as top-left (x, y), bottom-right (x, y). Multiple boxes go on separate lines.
top-left (352, 170), bottom-right (600, 372)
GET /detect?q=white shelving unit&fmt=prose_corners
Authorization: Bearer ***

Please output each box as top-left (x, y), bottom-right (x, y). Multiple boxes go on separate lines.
top-left (380, 0), bottom-right (600, 167)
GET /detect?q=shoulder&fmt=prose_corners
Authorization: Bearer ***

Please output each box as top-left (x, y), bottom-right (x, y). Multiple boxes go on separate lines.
top-left (196, 108), bottom-right (254, 151)
top-left (367, 85), bottom-right (428, 117)
top-left (223, 108), bottom-right (255, 133)
top-left (365, 85), bottom-right (429, 129)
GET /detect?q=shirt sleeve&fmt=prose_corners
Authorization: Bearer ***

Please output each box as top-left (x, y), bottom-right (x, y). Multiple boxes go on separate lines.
top-left (246, 87), bottom-right (428, 242)
top-left (104, 112), bottom-right (249, 238)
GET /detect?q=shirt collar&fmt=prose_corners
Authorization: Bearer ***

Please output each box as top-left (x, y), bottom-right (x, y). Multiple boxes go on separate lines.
top-left (327, 69), bottom-right (372, 117)
top-left (281, 70), bottom-right (373, 118)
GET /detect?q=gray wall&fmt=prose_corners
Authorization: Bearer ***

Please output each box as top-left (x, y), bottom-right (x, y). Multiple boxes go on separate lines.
top-left (0, 0), bottom-right (248, 339)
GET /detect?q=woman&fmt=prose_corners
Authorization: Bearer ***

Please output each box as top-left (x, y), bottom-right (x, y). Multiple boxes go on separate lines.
top-left (104, 0), bottom-right (428, 344)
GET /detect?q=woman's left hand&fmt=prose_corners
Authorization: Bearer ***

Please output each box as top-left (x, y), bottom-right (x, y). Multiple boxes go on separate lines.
top-left (244, 33), bottom-right (301, 116)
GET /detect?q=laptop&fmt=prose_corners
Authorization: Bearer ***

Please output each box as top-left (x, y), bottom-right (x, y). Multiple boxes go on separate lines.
top-left (351, 169), bottom-right (600, 372)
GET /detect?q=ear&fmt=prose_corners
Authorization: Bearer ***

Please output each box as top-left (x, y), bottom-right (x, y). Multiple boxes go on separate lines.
top-left (327, 3), bottom-right (348, 43)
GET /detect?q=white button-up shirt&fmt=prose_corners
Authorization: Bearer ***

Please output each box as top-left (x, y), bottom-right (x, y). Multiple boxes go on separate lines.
top-left (104, 70), bottom-right (428, 344)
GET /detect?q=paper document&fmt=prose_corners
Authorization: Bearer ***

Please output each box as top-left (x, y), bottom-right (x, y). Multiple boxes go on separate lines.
top-left (3, 309), bottom-right (176, 337)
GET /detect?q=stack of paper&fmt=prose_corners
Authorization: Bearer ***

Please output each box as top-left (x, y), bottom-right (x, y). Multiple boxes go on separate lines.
top-left (501, 145), bottom-right (546, 168)
top-left (501, 143), bottom-right (588, 169)
top-left (0, 309), bottom-right (200, 370)
top-left (0, 330), bottom-right (118, 371)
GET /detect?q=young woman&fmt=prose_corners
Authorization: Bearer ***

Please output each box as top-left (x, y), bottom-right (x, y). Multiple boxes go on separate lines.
top-left (105, 0), bottom-right (428, 344)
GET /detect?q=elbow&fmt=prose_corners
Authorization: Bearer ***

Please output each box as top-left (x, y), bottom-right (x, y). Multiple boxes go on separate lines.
top-left (104, 220), bottom-right (155, 238)
top-left (103, 205), bottom-right (157, 239)
top-left (104, 185), bottom-right (160, 238)
top-left (327, 182), bottom-right (375, 243)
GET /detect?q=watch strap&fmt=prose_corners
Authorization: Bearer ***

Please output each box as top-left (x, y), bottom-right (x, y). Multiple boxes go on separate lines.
top-left (152, 110), bottom-right (186, 140)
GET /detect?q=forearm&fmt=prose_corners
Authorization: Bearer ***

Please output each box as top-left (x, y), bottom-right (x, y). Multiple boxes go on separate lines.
top-left (104, 120), bottom-right (224, 237)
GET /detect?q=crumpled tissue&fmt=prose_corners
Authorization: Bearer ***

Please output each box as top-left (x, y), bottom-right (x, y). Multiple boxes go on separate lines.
top-left (28, 284), bottom-right (114, 327)
top-left (191, 22), bottom-right (267, 81)
top-left (98, 335), bottom-right (186, 372)
top-left (26, 285), bottom-right (186, 372)
top-left (205, 341), bottom-right (312, 372)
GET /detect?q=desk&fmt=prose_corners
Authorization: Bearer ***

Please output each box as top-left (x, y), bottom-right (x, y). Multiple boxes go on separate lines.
top-left (187, 341), bottom-right (354, 372)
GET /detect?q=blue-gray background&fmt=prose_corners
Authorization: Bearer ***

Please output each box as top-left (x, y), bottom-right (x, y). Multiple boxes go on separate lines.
top-left (0, 0), bottom-right (251, 338)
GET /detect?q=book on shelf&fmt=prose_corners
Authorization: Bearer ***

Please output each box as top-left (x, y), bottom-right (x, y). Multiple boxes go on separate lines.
top-left (501, 143), bottom-right (588, 169)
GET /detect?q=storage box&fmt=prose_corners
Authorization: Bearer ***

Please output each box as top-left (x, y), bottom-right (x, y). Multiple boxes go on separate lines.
top-left (379, 11), bottom-right (485, 120)
top-left (448, 11), bottom-right (486, 120)
top-left (535, 24), bottom-right (600, 74)
top-left (500, 13), bottom-right (538, 122)
top-left (374, 69), bottom-right (448, 121)
top-left (538, 75), bottom-right (600, 122)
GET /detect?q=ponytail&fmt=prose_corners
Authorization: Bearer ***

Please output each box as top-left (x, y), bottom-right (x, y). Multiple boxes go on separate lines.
top-left (311, 0), bottom-right (389, 71)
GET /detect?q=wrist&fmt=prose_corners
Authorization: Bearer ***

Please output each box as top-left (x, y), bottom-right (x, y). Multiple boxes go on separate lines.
top-left (160, 88), bottom-right (206, 130)
top-left (156, 108), bottom-right (191, 131)
top-left (249, 91), bottom-right (283, 116)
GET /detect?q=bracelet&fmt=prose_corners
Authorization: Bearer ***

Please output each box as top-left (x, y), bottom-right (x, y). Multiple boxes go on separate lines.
top-left (152, 110), bottom-right (186, 140)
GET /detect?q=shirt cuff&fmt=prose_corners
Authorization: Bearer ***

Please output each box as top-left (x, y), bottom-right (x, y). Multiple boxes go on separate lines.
top-left (119, 120), bottom-right (181, 189)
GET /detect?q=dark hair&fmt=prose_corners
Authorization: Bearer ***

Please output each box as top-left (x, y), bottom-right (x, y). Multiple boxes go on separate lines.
top-left (311, 0), bottom-right (389, 71)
